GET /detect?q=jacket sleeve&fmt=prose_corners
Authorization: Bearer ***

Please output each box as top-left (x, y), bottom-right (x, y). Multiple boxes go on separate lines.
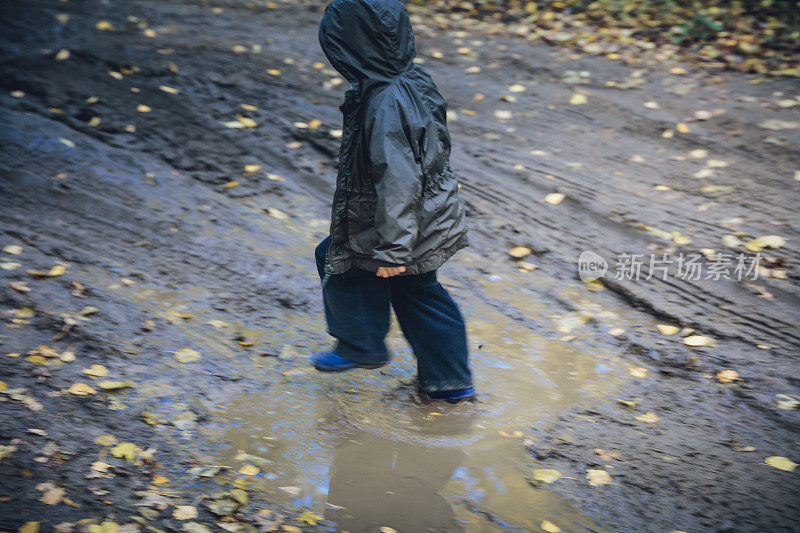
top-left (367, 103), bottom-right (422, 266)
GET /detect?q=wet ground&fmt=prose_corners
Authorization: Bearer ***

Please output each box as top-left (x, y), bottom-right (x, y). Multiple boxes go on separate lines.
top-left (1, 1), bottom-right (799, 532)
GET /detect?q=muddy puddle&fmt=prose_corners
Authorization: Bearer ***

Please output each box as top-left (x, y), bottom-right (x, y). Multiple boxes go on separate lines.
top-left (75, 227), bottom-right (633, 531)
top-left (199, 291), bottom-right (629, 532)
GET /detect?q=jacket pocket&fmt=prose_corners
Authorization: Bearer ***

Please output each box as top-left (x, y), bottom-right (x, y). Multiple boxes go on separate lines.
top-left (346, 196), bottom-right (378, 255)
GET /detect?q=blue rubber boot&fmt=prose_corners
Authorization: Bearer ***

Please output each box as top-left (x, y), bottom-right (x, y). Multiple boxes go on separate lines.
top-left (311, 350), bottom-right (387, 372)
top-left (425, 386), bottom-right (476, 404)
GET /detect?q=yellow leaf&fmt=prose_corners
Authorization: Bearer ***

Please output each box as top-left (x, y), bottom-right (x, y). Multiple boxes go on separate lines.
top-left (267, 173), bottom-right (285, 181)
top-left (764, 456), bottom-right (797, 472)
top-left (110, 442), bottom-right (139, 462)
top-left (96, 20), bottom-right (114, 31)
top-left (48, 265), bottom-right (67, 276)
top-left (586, 469), bottom-right (613, 486)
top-left (530, 468), bottom-right (562, 484)
top-left (224, 181), bottom-right (240, 189)
top-left (509, 84), bottom-right (526, 93)
top-left (0, 381), bottom-right (6, 391)
top-left (68, 383), bottom-right (97, 396)
top-left (88, 521), bottom-right (119, 533)
top-left (569, 93), bottom-right (587, 105)
top-left (16, 307), bottom-right (35, 318)
top-left (756, 235), bottom-right (786, 249)
top-left (236, 114), bottom-right (257, 128)
top-left (676, 122), bottom-right (691, 133)
top-left (635, 412), bottom-right (660, 423)
top-left (238, 464), bottom-right (260, 476)
top-left (152, 474), bottom-right (170, 485)
top-left (3, 245), bottom-right (23, 255)
top-left (544, 192), bottom-right (565, 205)
top-left (55, 49), bottom-right (70, 61)
top-left (173, 505), bottom-right (198, 520)
top-left (94, 435), bottom-right (118, 446)
top-left (137, 104), bottom-right (151, 113)
top-left (716, 370), bottom-right (740, 383)
top-left (657, 324), bottom-right (679, 335)
top-left (508, 246), bottom-right (531, 258)
top-left (83, 364), bottom-right (109, 377)
top-left (616, 398), bottom-right (639, 408)
top-left (683, 335), bottom-right (716, 347)
top-left (541, 520), bottom-right (561, 533)
top-left (229, 488), bottom-right (248, 505)
top-left (19, 522), bottom-right (40, 533)
top-left (267, 207), bottom-right (288, 219)
top-left (308, 119), bottom-right (322, 130)
top-left (90, 461), bottom-right (111, 472)
top-left (629, 366), bottom-right (648, 378)
top-left (267, 69), bottom-right (282, 76)
top-left (98, 381), bottom-right (135, 390)
top-left (244, 164), bottom-right (262, 173)
top-left (174, 348), bottom-right (201, 363)
top-left (298, 511), bottom-right (323, 525)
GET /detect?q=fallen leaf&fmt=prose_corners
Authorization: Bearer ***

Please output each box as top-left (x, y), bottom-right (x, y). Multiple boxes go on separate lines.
top-left (530, 468), bottom-right (562, 484)
top-left (508, 246), bottom-right (531, 258)
top-left (683, 335), bottom-right (717, 347)
top-left (68, 383), bottom-right (97, 396)
top-left (716, 370), bottom-right (740, 383)
top-left (98, 381), bottom-right (135, 390)
top-left (541, 520), bottom-right (561, 533)
top-left (298, 511), bottom-right (323, 525)
top-left (19, 522), bottom-right (40, 533)
top-left (3, 245), bottom-right (23, 255)
top-left (174, 348), bottom-right (201, 363)
top-left (544, 193), bottom-right (565, 205)
top-left (775, 394), bottom-right (800, 410)
top-left (676, 122), bottom-right (691, 133)
top-left (83, 364), bottom-right (109, 377)
top-left (635, 412), bottom-right (660, 423)
top-left (173, 506), bottom-right (198, 520)
top-left (764, 456), bottom-right (797, 472)
top-left (238, 464), bottom-right (259, 476)
top-left (110, 442), bottom-right (139, 462)
top-left (244, 164), bottom-right (261, 173)
top-left (48, 265), bottom-right (67, 276)
top-left (94, 435), bottom-right (118, 446)
top-left (0, 445), bottom-right (17, 461)
top-left (39, 484), bottom-right (66, 505)
top-left (266, 207), bottom-right (288, 219)
top-left (586, 469), bottom-right (613, 486)
top-left (657, 324), bottom-right (679, 335)
top-left (137, 105), bottom-right (151, 113)
top-left (629, 367), bottom-right (648, 378)
top-left (569, 93), bottom-right (587, 105)
top-left (182, 523), bottom-right (212, 533)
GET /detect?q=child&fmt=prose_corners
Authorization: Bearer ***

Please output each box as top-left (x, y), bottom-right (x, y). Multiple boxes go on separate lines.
top-left (313, 0), bottom-right (474, 402)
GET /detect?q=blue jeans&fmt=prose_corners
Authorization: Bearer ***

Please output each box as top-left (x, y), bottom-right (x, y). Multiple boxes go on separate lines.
top-left (315, 237), bottom-right (473, 393)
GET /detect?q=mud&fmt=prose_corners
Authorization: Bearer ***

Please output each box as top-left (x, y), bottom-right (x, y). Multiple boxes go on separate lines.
top-left (1, 0), bottom-right (799, 532)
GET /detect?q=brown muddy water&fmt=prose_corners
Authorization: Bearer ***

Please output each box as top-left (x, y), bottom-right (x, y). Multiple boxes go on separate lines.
top-left (191, 239), bottom-right (630, 532)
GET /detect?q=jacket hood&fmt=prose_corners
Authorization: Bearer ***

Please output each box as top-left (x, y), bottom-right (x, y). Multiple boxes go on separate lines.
top-left (318, 0), bottom-right (416, 86)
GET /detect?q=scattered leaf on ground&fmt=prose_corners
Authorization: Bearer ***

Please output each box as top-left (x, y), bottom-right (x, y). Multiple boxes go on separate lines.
top-left (765, 456), bottom-right (797, 471)
top-left (636, 412), bottom-right (660, 423)
top-left (586, 469), bottom-right (613, 486)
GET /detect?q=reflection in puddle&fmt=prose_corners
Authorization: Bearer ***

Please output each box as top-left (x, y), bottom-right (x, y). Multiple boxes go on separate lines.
top-left (205, 294), bottom-right (623, 531)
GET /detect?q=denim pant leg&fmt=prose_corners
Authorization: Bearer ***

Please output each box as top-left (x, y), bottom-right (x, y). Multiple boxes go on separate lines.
top-left (389, 271), bottom-right (473, 393)
top-left (314, 237), bottom-right (391, 364)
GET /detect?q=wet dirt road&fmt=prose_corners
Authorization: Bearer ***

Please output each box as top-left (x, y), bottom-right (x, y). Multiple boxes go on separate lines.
top-left (1, 1), bottom-right (799, 532)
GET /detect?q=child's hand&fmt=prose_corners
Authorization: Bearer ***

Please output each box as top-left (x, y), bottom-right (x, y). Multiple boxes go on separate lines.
top-left (376, 266), bottom-right (406, 278)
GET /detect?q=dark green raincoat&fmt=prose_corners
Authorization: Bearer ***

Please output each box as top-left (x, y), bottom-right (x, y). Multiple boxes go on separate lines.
top-left (318, 0), bottom-right (469, 276)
